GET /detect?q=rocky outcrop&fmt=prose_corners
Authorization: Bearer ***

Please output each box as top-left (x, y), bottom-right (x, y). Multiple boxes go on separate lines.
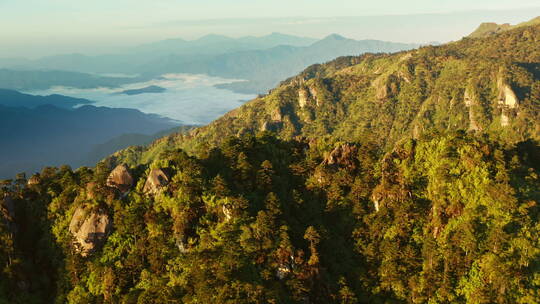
top-left (372, 75), bottom-right (389, 100)
top-left (260, 121), bottom-right (282, 132)
top-left (498, 82), bottom-right (519, 109)
top-left (176, 238), bottom-right (188, 253)
top-left (372, 74), bottom-right (399, 100)
top-left (106, 164), bottom-right (133, 195)
top-left (143, 168), bottom-right (170, 195)
top-left (69, 205), bottom-right (112, 257)
top-left (464, 88), bottom-right (481, 132)
top-left (298, 86), bottom-right (320, 108)
top-left (501, 112), bottom-right (511, 127)
top-left (298, 88), bottom-right (310, 108)
top-left (464, 88), bottom-right (474, 107)
top-left (322, 143), bottom-right (359, 169)
top-left (496, 78), bottom-right (519, 127)
top-left (27, 174), bottom-right (40, 186)
top-left (222, 205), bottom-right (233, 222)
top-left (309, 86), bottom-right (320, 106)
top-left (271, 108), bottom-right (283, 122)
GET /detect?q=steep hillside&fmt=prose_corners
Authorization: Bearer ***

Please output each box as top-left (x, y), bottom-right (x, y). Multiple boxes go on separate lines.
top-left (1, 21), bottom-right (540, 304)
top-left (2, 132), bottom-right (539, 303)
top-left (111, 23), bottom-right (540, 166)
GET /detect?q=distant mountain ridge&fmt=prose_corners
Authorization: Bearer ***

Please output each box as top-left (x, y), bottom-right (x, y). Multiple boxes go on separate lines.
top-left (0, 33), bottom-right (419, 94)
top-left (2, 32), bottom-right (319, 73)
top-left (0, 89), bottom-right (92, 108)
top-left (0, 69), bottom-right (140, 91)
top-left (132, 32), bottom-right (318, 55)
top-left (145, 34), bottom-right (420, 93)
top-left (0, 90), bottom-right (178, 178)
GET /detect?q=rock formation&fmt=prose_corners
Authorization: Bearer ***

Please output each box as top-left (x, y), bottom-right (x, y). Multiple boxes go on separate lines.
top-left (222, 205), bottom-right (233, 222)
top-left (69, 205), bottom-right (112, 257)
top-left (143, 168), bottom-right (170, 195)
top-left (298, 88), bottom-right (310, 108)
top-left (260, 121), bottom-right (282, 132)
top-left (271, 108), bottom-right (283, 122)
top-left (106, 164), bottom-right (133, 195)
top-left (372, 75), bottom-right (389, 100)
top-left (322, 143), bottom-right (359, 169)
top-left (501, 112), bottom-right (511, 127)
top-left (27, 174), bottom-right (41, 186)
top-left (496, 78), bottom-right (519, 127)
top-left (372, 74), bottom-right (399, 100)
top-left (309, 86), bottom-right (320, 106)
top-left (498, 83), bottom-right (519, 109)
top-left (298, 86), bottom-right (320, 108)
top-left (464, 88), bottom-right (481, 132)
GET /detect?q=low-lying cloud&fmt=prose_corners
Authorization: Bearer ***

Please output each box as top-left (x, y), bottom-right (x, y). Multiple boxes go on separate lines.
top-left (26, 73), bottom-right (256, 125)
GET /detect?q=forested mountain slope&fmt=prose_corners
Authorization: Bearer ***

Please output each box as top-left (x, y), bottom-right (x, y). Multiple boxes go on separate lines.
top-left (2, 132), bottom-right (539, 303)
top-left (111, 23), bottom-right (540, 166)
top-left (0, 22), bottom-right (540, 304)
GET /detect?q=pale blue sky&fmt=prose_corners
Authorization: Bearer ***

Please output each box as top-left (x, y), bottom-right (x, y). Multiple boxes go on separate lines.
top-left (1, 0), bottom-right (540, 57)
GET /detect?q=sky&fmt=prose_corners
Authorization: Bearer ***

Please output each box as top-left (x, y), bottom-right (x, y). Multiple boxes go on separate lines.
top-left (1, 0), bottom-right (540, 58)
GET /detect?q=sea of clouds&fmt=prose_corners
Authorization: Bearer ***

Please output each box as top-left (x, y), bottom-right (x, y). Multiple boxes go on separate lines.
top-left (26, 73), bottom-right (256, 125)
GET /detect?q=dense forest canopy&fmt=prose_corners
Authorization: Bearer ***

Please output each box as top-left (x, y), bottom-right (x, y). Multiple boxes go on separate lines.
top-left (1, 21), bottom-right (540, 304)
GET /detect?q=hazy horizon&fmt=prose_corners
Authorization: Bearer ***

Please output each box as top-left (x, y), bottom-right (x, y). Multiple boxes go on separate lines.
top-left (1, 1), bottom-right (540, 58)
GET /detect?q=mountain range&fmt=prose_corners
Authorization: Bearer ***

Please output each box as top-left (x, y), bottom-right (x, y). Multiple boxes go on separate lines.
top-left (1, 18), bottom-right (540, 304)
top-left (136, 34), bottom-right (420, 93)
top-left (110, 20), bottom-right (540, 165)
top-left (0, 33), bottom-right (419, 94)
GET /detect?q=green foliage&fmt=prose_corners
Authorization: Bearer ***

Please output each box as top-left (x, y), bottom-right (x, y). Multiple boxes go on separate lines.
top-left (1, 21), bottom-right (540, 304)
top-left (1, 132), bottom-right (539, 303)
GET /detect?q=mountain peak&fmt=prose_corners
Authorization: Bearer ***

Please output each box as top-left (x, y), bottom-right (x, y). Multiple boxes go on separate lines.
top-left (323, 33), bottom-right (347, 41)
top-left (468, 16), bottom-right (540, 38)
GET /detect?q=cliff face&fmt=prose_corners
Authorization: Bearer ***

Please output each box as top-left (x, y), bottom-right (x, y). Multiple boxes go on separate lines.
top-left (109, 23), bottom-right (540, 167)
